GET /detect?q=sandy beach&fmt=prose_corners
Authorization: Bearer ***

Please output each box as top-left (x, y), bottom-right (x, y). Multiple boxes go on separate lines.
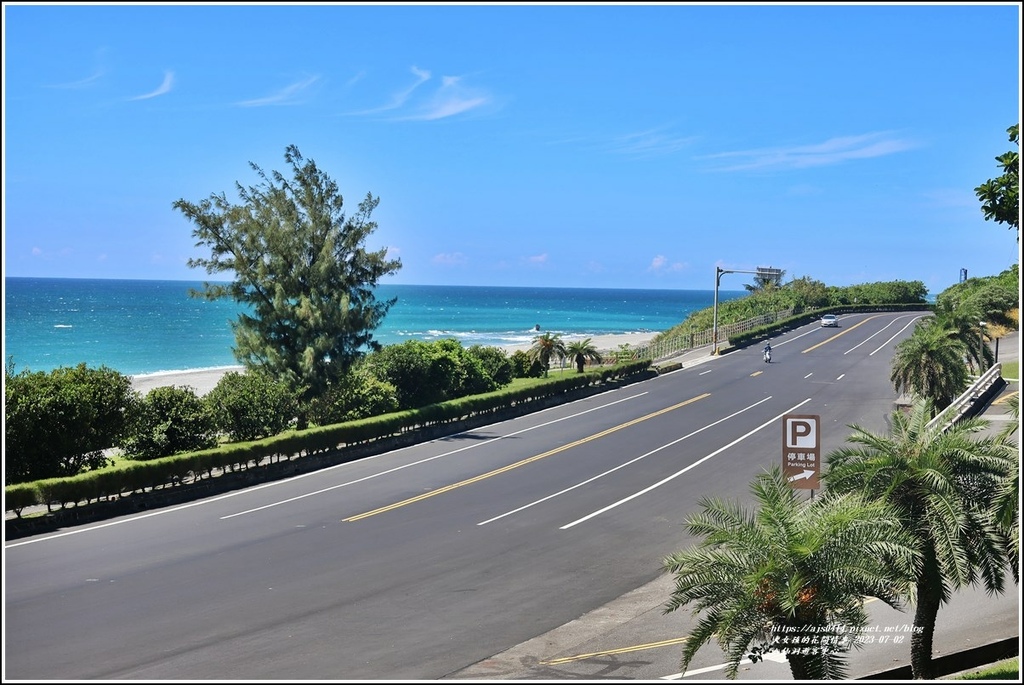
top-left (129, 332), bottom-right (659, 397)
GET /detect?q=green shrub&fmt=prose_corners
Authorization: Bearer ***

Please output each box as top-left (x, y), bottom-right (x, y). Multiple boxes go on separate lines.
top-left (120, 385), bottom-right (218, 460)
top-left (205, 370), bottom-right (298, 441)
top-left (4, 362), bottom-right (135, 484)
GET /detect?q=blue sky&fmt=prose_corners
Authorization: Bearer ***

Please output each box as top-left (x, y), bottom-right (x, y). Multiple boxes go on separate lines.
top-left (3, 2), bottom-right (1021, 296)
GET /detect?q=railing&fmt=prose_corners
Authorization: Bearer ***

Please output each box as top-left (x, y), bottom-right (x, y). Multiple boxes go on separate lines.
top-left (626, 308), bottom-right (797, 361)
top-left (926, 363), bottom-right (1004, 434)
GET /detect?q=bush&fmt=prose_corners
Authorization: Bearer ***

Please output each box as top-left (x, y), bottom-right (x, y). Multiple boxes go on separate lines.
top-left (468, 345), bottom-right (515, 386)
top-left (365, 338), bottom-right (507, 410)
top-left (307, 368), bottom-right (399, 426)
top-left (510, 349), bottom-right (545, 378)
top-left (205, 371), bottom-right (298, 441)
top-left (4, 362), bottom-right (135, 484)
top-left (120, 385), bottom-right (218, 460)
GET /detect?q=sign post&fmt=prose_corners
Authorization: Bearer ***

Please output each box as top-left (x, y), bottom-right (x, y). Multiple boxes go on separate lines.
top-left (782, 414), bottom-right (820, 490)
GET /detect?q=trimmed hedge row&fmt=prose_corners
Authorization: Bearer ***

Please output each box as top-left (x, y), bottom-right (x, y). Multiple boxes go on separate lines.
top-left (5, 360), bottom-right (653, 516)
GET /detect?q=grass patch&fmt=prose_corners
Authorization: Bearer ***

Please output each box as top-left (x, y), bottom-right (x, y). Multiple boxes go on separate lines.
top-left (949, 657), bottom-right (1018, 680)
top-left (1000, 360), bottom-right (1018, 381)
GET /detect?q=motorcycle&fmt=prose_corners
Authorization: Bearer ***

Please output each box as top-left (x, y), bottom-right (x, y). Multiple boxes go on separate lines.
top-left (763, 347), bottom-right (772, 363)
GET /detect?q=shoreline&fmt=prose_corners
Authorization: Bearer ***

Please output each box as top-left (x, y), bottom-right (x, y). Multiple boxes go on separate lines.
top-left (129, 332), bottom-right (659, 396)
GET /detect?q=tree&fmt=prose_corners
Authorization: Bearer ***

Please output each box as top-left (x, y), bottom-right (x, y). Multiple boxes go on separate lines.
top-left (663, 464), bottom-right (917, 680)
top-left (120, 385), bottom-right (218, 460)
top-left (528, 332), bottom-right (566, 377)
top-left (744, 267), bottom-right (786, 293)
top-left (889, 318), bottom-right (969, 414)
top-left (931, 300), bottom-right (994, 374)
top-left (993, 394), bottom-right (1019, 582)
top-left (564, 338), bottom-right (603, 373)
top-left (975, 123), bottom-right (1019, 241)
top-left (823, 400), bottom-right (1016, 679)
top-left (204, 370), bottom-right (298, 441)
top-left (173, 145), bottom-right (402, 429)
top-left (4, 363), bottom-right (136, 484)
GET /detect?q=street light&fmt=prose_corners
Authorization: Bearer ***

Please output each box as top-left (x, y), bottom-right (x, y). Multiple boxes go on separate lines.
top-left (978, 321), bottom-right (987, 373)
top-left (711, 265), bottom-right (781, 355)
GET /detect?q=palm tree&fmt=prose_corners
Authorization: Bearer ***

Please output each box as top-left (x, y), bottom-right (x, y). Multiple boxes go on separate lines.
top-left (890, 318), bottom-right (969, 414)
top-left (662, 464), bottom-right (917, 680)
top-left (932, 300), bottom-right (994, 374)
top-left (822, 399), bottom-right (1016, 680)
top-left (744, 267), bottom-right (786, 293)
top-left (528, 332), bottom-right (566, 377)
top-left (994, 394), bottom-right (1020, 581)
top-left (564, 338), bottom-right (603, 373)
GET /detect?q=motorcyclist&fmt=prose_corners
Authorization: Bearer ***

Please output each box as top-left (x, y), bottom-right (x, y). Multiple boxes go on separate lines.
top-left (763, 342), bottom-right (772, 363)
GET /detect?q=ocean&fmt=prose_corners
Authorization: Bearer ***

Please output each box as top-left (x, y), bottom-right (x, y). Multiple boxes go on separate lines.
top-left (3, 278), bottom-right (746, 377)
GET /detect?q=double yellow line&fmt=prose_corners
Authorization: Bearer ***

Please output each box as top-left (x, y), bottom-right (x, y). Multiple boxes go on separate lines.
top-left (343, 392), bottom-right (711, 522)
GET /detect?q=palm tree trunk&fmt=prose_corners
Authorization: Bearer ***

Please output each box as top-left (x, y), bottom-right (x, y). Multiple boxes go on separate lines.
top-left (910, 554), bottom-right (944, 679)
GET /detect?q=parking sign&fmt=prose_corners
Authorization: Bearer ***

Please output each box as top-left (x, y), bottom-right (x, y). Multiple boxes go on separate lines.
top-left (782, 414), bottom-right (820, 489)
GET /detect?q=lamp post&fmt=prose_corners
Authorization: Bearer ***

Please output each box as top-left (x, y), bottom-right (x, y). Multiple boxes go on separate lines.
top-left (979, 321), bottom-right (987, 373)
top-left (711, 265), bottom-right (781, 356)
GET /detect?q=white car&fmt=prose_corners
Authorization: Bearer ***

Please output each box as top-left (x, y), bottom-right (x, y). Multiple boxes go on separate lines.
top-left (821, 314), bottom-right (839, 327)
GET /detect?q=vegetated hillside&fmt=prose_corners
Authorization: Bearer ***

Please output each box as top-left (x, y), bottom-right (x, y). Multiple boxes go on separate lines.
top-left (652, 276), bottom-right (929, 344)
top-left (934, 263), bottom-right (1020, 336)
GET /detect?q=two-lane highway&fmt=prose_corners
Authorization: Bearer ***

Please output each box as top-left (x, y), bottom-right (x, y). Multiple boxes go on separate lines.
top-left (10, 310), bottom-right (994, 680)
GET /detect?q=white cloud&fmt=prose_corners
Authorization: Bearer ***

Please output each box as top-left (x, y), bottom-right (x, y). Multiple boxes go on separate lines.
top-left (351, 67), bottom-right (492, 121)
top-left (432, 251), bottom-right (467, 265)
top-left (526, 253), bottom-right (549, 265)
top-left (702, 132), bottom-right (918, 172)
top-left (648, 255), bottom-right (684, 273)
top-left (606, 126), bottom-right (696, 158)
top-left (238, 75), bottom-right (320, 107)
top-left (128, 70), bottom-right (174, 101)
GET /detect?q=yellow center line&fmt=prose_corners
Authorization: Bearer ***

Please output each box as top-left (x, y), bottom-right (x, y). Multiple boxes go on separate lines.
top-left (994, 390), bottom-right (1019, 405)
top-left (802, 314), bottom-right (883, 353)
top-left (343, 393), bottom-right (711, 522)
top-left (540, 636), bottom-right (690, 665)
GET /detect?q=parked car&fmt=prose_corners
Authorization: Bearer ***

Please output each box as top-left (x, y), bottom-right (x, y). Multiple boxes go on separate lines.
top-left (821, 314), bottom-right (839, 327)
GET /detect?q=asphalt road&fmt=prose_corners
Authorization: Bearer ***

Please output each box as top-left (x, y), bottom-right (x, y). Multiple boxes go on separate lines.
top-left (4, 312), bottom-right (1018, 680)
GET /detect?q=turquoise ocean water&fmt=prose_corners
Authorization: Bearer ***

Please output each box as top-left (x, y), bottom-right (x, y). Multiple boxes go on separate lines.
top-left (3, 278), bottom-right (746, 376)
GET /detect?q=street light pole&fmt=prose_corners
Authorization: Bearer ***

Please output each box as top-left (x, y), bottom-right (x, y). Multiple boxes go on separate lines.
top-left (979, 321), bottom-right (987, 373)
top-left (712, 267), bottom-right (723, 355)
top-left (711, 265), bottom-right (781, 356)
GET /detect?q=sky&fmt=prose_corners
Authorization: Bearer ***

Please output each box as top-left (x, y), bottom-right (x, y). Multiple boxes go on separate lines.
top-left (2, 2), bottom-right (1021, 296)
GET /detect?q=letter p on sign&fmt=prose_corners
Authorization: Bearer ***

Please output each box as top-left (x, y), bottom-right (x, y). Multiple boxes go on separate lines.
top-left (786, 417), bottom-right (816, 449)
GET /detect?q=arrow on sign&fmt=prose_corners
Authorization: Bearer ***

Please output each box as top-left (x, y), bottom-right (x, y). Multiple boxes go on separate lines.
top-left (787, 469), bottom-right (816, 482)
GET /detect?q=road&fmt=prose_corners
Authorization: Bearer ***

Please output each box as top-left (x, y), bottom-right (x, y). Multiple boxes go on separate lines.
top-left (4, 311), bottom-right (1018, 680)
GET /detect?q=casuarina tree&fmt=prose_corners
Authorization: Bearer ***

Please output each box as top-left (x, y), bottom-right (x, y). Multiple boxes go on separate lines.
top-left (173, 145), bottom-right (401, 428)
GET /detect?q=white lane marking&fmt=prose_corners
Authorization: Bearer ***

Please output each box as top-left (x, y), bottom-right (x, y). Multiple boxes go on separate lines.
top-left (220, 392), bottom-right (650, 519)
top-left (868, 315), bottom-right (925, 356)
top-left (477, 396), bottom-right (774, 526)
top-left (837, 374), bottom-right (845, 381)
top-left (7, 392), bottom-right (650, 545)
top-left (560, 398), bottom-right (814, 529)
top-left (804, 373), bottom-right (813, 379)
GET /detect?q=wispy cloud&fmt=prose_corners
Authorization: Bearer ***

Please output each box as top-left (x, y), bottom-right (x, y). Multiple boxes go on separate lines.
top-left (400, 74), bottom-right (491, 121)
top-left (433, 251), bottom-right (468, 266)
top-left (46, 48), bottom-right (108, 89)
top-left (701, 132), bottom-right (918, 171)
top-left (238, 75), bottom-right (320, 107)
top-left (606, 126), bottom-right (697, 158)
top-left (349, 67), bottom-right (492, 120)
top-left (128, 70), bottom-right (174, 101)
top-left (525, 253), bottom-right (549, 266)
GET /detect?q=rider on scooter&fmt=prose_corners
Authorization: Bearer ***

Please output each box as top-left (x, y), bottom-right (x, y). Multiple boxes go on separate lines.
top-left (763, 341), bottom-right (772, 363)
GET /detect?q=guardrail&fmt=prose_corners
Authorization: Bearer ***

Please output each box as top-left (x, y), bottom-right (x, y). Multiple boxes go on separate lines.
top-left (926, 363), bottom-right (1004, 434)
